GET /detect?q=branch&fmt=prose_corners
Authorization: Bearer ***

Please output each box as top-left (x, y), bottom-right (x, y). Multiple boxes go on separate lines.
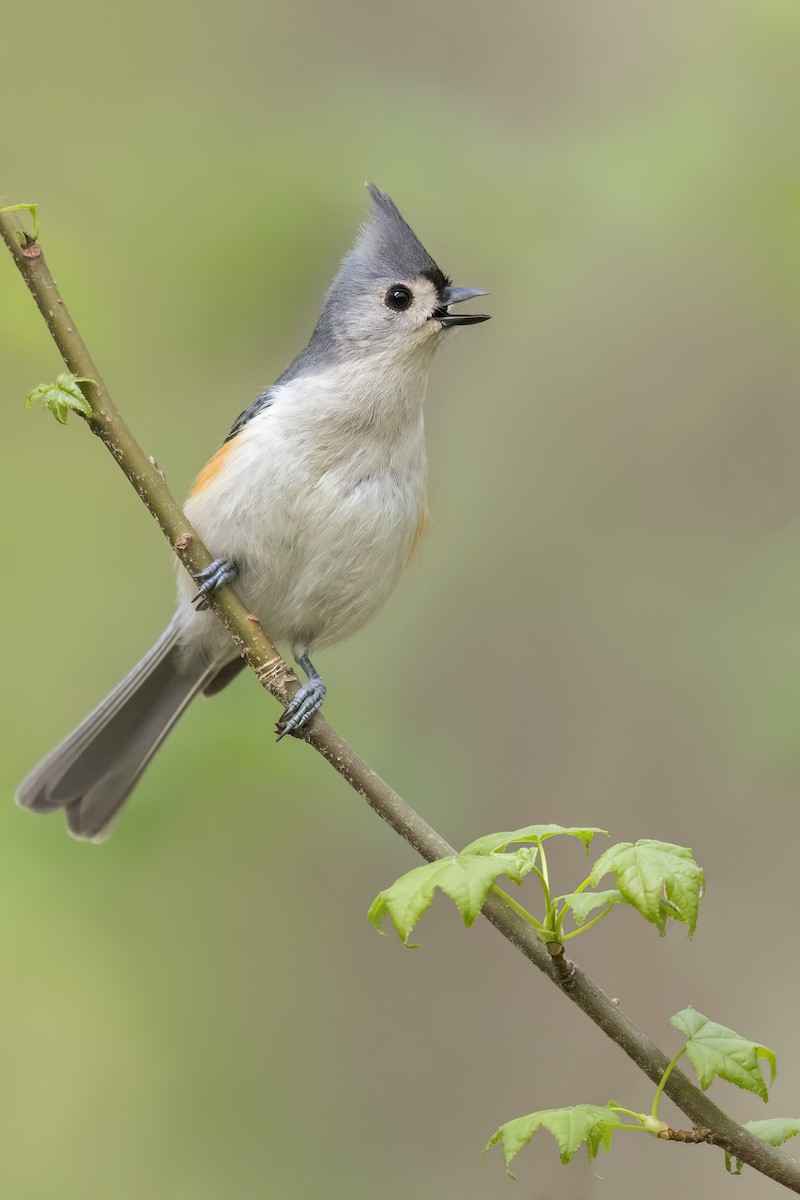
top-left (3, 198), bottom-right (799, 1193)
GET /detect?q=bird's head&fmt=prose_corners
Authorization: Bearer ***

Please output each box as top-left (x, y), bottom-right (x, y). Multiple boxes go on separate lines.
top-left (317, 184), bottom-right (490, 366)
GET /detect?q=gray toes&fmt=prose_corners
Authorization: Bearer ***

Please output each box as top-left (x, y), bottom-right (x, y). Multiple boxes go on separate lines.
top-left (276, 679), bottom-right (327, 740)
top-left (191, 558), bottom-right (239, 610)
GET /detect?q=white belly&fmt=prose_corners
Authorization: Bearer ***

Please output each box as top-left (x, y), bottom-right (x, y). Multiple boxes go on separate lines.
top-left (176, 372), bottom-right (428, 663)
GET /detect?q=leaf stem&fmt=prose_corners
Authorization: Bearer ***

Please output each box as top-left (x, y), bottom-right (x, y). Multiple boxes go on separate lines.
top-left (608, 1103), bottom-right (645, 1120)
top-left (526, 862), bottom-right (552, 912)
top-left (560, 902), bottom-right (616, 941)
top-left (537, 839), bottom-right (551, 896)
top-left (652, 1047), bottom-right (688, 1119)
top-left (571, 875), bottom-right (593, 896)
top-left (491, 886), bottom-right (546, 932)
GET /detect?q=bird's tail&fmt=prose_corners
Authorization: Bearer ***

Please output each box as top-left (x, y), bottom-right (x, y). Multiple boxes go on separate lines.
top-left (16, 621), bottom-right (219, 843)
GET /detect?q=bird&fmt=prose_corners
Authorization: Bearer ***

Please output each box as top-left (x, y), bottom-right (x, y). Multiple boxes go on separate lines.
top-left (16, 184), bottom-right (490, 843)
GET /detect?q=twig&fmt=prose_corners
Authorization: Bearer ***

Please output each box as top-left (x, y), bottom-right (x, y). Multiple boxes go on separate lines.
top-left (2, 198), bottom-right (799, 1193)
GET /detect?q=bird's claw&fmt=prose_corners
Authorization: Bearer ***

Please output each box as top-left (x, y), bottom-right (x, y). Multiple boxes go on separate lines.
top-left (276, 678), bottom-right (327, 740)
top-left (191, 558), bottom-right (239, 611)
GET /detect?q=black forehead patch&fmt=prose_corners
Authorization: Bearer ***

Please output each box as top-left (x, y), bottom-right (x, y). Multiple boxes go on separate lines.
top-left (422, 265), bottom-right (452, 300)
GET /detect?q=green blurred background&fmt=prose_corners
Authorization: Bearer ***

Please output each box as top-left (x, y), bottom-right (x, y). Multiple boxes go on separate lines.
top-left (3, 1), bottom-right (800, 1196)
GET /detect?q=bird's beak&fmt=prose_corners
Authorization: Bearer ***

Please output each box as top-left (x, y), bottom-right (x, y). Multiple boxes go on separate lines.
top-left (431, 286), bottom-right (491, 327)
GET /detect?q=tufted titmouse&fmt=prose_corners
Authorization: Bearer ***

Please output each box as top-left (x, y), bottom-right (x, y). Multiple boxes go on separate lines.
top-left (16, 185), bottom-right (490, 842)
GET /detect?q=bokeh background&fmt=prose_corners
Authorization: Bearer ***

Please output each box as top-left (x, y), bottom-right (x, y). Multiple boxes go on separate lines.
top-left (3, 1), bottom-right (800, 1196)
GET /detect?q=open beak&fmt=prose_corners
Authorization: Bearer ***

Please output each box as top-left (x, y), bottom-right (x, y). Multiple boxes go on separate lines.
top-left (431, 286), bottom-right (491, 328)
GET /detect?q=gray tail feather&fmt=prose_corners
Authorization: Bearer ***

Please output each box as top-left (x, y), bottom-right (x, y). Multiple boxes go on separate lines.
top-left (16, 621), bottom-right (218, 843)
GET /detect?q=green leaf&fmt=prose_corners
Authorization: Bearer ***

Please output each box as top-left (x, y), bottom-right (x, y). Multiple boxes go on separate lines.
top-left (27, 373), bottom-right (92, 425)
top-left (745, 1117), bottom-right (800, 1145)
top-left (0, 201), bottom-right (39, 241)
top-left (670, 1007), bottom-right (776, 1102)
top-left (368, 850), bottom-right (536, 946)
top-left (559, 889), bottom-right (623, 924)
top-left (590, 839), bottom-right (704, 935)
top-left (485, 1105), bottom-right (623, 1175)
top-left (725, 1118), bottom-right (800, 1175)
top-left (461, 824), bottom-right (606, 857)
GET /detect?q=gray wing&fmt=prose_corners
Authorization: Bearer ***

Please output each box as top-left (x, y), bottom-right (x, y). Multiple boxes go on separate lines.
top-left (224, 386), bottom-right (276, 443)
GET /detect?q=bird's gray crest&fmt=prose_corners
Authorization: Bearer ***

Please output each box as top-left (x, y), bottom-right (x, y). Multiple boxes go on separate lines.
top-left (272, 184), bottom-right (452, 386)
top-left (346, 184), bottom-right (450, 291)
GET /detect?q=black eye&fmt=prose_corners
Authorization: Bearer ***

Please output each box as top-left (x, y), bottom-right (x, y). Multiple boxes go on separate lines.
top-left (385, 285), bottom-right (413, 312)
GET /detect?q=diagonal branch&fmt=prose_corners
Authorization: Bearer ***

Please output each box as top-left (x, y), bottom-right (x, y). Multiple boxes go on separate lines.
top-left (3, 198), bottom-right (798, 1193)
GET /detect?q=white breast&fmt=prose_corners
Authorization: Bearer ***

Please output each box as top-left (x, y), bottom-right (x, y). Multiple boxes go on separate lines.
top-left (178, 360), bottom-right (429, 662)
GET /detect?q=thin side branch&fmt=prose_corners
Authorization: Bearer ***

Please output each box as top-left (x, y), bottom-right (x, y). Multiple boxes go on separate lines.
top-left (3, 199), bottom-right (799, 1193)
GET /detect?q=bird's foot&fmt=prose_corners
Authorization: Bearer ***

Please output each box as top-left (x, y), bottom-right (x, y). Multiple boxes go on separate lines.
top-left (276, 677), bottom-right (327, 740)
top-left (191, 557), bottom-right (239, 610)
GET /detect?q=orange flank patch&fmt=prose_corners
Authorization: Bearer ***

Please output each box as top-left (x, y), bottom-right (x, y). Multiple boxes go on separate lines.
top-left (408, 501), bottom-right (430, 564)
top-left (190, 439), bottom-right (236, 497)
